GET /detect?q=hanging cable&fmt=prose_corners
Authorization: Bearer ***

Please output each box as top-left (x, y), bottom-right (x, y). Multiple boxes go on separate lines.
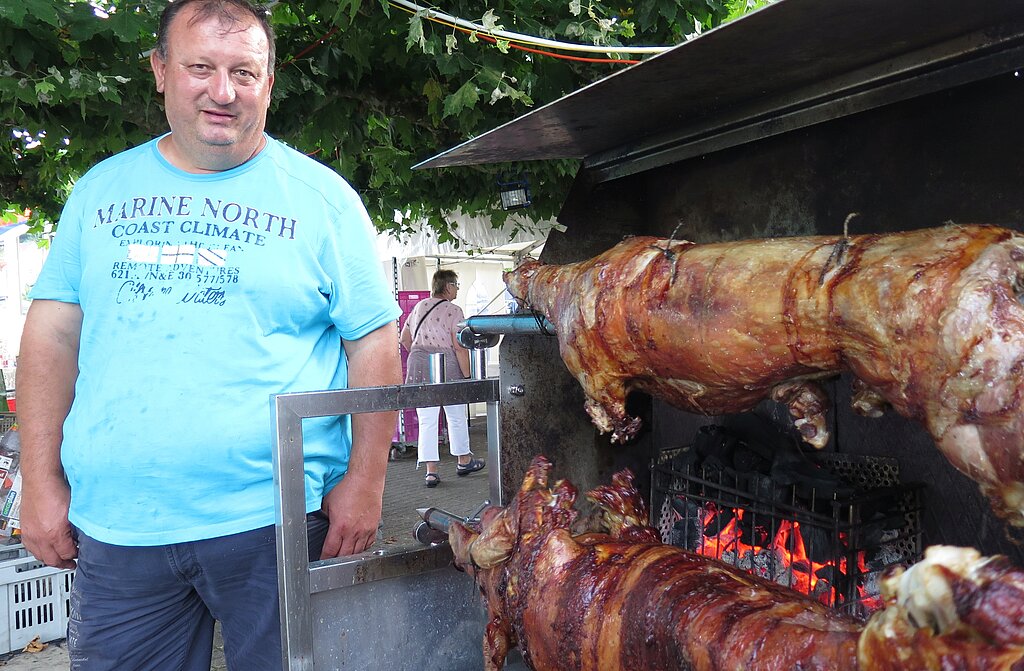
top-left (389, 0), bottom-right (672, 56)
top-left (281, 26), bottom-right (339, 66)
top-left (459, 27), bottom-right (640, 64)
top-left (276, 0), bottom-right (656, 66)
top-left (390, 2), bottom-right (641, 64)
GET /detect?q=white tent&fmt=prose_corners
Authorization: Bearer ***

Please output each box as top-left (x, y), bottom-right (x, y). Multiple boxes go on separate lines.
top-left (0, 222), bottom-right (43, 387)
top-left (376, 210), bottom-right (557, 318)
top-left (377, 211), bottom-right (557, 398)
top-left (376, 209), bottom-right (555, 260)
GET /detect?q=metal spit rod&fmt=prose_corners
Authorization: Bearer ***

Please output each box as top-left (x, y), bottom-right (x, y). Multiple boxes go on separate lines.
top-left (413, 500), bottom-right (491, 545)
top-left (459, 313), bottom-right (556, 340)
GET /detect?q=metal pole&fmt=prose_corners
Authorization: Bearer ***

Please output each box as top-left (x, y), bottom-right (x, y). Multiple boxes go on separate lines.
top-left (273, 399), bottom-right (314, 671)
top-left (460, 313), bottom-right (555, 336)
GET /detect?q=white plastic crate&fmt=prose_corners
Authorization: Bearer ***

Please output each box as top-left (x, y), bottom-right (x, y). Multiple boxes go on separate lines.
top-left (0, 544), bottom-right (74, 653)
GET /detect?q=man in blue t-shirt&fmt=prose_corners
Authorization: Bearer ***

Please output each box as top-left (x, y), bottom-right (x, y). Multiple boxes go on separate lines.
top-left (16, 1), bottom-right (402, 668)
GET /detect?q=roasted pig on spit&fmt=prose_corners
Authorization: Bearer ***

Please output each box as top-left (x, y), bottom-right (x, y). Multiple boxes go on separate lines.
top-left (450, 456), bottom-right (1024, 671)
top-left (502, 225), bottom-right (1024, 526)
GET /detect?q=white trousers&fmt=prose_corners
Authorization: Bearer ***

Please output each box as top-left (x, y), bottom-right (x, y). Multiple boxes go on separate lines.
top-left (416, 404), bottom-right (471, 463)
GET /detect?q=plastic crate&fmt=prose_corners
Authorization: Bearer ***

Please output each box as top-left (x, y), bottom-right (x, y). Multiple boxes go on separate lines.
top-left (398, 291), bottom-right (430, 328)
top-left (395, 291), bottom-right (429, 447)
top-left (0, 545), bottom-right (74, 653)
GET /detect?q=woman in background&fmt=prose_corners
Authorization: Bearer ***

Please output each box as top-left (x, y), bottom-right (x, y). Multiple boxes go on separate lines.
top-left (400, 270), bottom-right (485, 487)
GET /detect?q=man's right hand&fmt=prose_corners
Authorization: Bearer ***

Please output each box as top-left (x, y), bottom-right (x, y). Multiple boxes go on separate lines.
top-left (21, 476), bottom-right (77, 569)
top-left (17, 299), bottom-right (83, 570)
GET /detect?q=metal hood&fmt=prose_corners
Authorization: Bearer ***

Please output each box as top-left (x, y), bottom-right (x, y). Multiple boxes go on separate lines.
top-left (415, 0), bottom-right (1024, 182)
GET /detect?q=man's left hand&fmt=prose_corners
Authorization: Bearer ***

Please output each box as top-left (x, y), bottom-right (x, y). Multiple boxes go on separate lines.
top-left (319, 472), bottom-right (384, 558)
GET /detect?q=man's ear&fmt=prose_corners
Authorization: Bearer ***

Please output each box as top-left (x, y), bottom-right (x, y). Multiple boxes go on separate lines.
top-left (150, 50), bottom-right (166, 93)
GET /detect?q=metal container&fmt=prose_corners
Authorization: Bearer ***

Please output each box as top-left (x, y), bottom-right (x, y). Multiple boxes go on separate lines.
top-left (427, 353), bottom-right (445, 383)
top-left (469, 349), bottom-right (487, 380)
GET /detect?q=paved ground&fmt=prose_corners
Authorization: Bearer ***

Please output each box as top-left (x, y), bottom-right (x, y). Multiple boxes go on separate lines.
top-left (381, 418), bottom-right (492, 549)
top-left (0, 420), bottom-right (491, 670)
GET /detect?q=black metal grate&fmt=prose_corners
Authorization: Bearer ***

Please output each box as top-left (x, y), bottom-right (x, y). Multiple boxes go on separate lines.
top-left (652, 447), bottom-right (923, 619)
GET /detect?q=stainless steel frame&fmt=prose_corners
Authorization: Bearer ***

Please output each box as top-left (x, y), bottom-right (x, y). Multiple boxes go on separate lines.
top-left (272, 379), bottom-right (501, 670)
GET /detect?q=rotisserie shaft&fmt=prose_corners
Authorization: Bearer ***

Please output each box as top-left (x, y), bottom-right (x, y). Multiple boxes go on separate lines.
top-left (450, 456), bottom-right (1024, 671)
top-left (502, 225), bottom-right (1024, 526)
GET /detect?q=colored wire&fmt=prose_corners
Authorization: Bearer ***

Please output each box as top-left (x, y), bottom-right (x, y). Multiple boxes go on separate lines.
top-left (281, 26), bottom-right (339, 66)
top-left (279, 0), bottom-right (654, 67)
top-left (470, 29), bottom-right (639, 64)
top-left (389, 0), bottom-right (671, 56)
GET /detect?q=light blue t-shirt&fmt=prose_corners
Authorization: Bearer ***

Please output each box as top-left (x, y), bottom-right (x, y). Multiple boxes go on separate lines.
top-left (30, 134), bottom-right (401, 545)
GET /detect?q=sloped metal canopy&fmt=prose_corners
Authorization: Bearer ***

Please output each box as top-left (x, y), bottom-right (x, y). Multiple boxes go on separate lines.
top-left (415, 0), bottom-right (1024, 181)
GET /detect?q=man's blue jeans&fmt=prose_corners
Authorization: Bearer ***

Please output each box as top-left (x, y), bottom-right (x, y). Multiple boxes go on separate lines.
top-left (67, 512), bottom-right (329, 670)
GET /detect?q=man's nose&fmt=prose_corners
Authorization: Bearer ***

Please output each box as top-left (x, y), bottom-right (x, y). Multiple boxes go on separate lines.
top-left (208, 71), bottom-right (235, 105)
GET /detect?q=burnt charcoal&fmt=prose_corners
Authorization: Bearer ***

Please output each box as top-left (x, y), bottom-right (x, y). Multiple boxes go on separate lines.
top-left (813, 581), bottom-right (835, 606)
top-left (701, 453), bottom-right (729, 475)
top-left (732, 441), bottom-right (770, 474)
top-left (693, 425), bottom-right (738, 462)
top-left (800, 524), bottom-right (841, 564)
top-left (669, 446), bottom-right (700, 471)
top-left (817, 564), bottom-right (851, 603)
top-left (671, 496), bottom-right (696, 516)
top-left (691, 424), bottom-right (779, 500)
top-left (670, 497), bottom-right (703, 535)
top-left (738, 519), bottom-right (769, 547)
top-left (855, 493), bottom-right (911, 523)
top-left (724, 468), bottom-right (752, 496)
top-left (741, 436), bottom-right (777, 463)
top-left (670, 517), bottom-right (704, 550)
top-left (865, 543), bottom-right (913, 571)
top-left (697, 458), bottom-right (742, 502)
top-left (770, 450), bottom-right (854, 501)
top-left (722, 411), bottom-right (799, 450)
top-left (747, 472), bottom-right (785, 502)
top-left (852, 517), bottom-right (908, 547)
top-left (815, 564), bottom-right (840, 582)
top-left (704, 507), bottom-right (735, 537)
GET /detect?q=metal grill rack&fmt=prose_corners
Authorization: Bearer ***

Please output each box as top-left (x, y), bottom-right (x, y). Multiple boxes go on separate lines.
top-left (652, 447), bottom-right (924, 618)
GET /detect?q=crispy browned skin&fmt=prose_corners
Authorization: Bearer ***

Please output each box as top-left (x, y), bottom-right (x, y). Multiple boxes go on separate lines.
top-left (859, 547), bottom-right (1024, 670)
top-left (451, 456), bottom-right (1024, 671)
top-left (503, 225), bottom-right (1024, 526)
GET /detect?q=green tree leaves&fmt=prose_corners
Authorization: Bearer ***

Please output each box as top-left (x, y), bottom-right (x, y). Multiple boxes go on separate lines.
top-left (1, 0), bottom-right (760, 241)
top-left (443, 80), bottom-right (480, 118)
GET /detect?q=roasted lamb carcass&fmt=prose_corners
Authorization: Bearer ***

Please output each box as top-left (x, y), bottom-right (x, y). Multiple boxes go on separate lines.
top-left (450, 456), bottom-right (1024, 671)
top-left (503, 225), bottom-right (1024, 526)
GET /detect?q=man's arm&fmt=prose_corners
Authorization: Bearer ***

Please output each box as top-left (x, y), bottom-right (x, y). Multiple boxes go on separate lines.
top-left (319, 321), bottom-right (402, 558)
top-left (17, 299), bottom-right (83, 569)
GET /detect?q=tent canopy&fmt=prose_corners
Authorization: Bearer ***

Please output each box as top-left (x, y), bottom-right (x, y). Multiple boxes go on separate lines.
top-left (376, 211), bottom-right (554, 262)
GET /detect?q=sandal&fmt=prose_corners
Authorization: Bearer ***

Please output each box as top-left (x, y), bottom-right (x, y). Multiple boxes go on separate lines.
top-left (424, 472), bottom-right (440, 488)
top-left (456, 458), bottom-right (485, 476)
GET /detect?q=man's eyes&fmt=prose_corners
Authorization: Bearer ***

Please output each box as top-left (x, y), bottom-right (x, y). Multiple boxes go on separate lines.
top-left (187, 65), bottom-right (256, 79)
